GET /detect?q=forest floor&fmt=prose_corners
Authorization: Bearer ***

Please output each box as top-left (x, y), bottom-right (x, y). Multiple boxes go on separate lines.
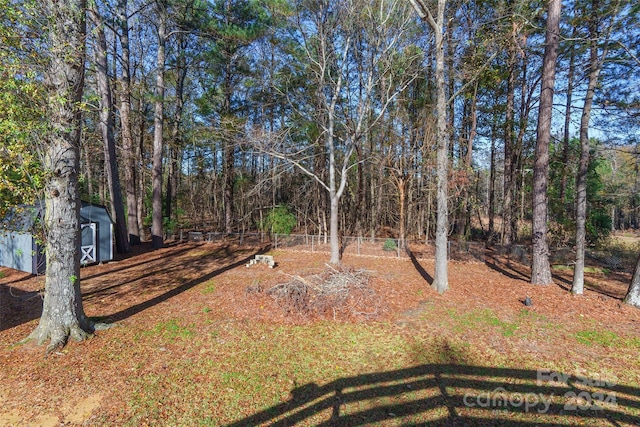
top-left (0, 240), bottom-right (639, 426)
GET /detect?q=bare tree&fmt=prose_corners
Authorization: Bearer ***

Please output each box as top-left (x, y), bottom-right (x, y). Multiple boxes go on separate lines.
top-left (560, 27), bottom-right (578, 209)
top-left (572, 0), bottom-right (616, 294)
top-left (256, 0), bottom-right (418, 265)
top-left (410, 0), bottom-right (449, 293)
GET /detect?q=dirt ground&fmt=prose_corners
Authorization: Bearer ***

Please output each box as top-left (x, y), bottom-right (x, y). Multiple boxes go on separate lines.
top-left (1, 240), bottom-right (639, 426)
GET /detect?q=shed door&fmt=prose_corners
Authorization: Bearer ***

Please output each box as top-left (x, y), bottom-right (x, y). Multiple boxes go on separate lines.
top-left (81, 223), bottom-right (97, 264)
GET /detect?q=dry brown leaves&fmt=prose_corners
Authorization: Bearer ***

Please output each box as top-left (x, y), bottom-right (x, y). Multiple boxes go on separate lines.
top-left (1, 241), bottom-right (639, 425)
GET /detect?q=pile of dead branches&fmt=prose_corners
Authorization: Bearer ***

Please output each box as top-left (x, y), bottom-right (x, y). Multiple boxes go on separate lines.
top-left (260, 265), bottom-right (382, 319)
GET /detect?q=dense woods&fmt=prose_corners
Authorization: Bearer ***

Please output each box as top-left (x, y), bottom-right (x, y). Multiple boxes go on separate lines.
top-left (2, 0), bottom-right (640, 316)
top-left (3, 0), bottom-right (638, 239)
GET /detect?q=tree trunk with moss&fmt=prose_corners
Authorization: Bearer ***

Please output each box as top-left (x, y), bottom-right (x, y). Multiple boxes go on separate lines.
top-left (27, 0), bottom-right (93, 352)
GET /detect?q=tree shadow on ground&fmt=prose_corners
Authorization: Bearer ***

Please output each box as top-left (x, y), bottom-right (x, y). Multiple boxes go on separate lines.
top-left (100, 245), bottom-right (269, 323)
top-left (80, 241), bottom-right (194, 281)
top-left (227, 361), bottom-right (639, 426)
top-left (407, 249), bottom-right (434, 285)
top-left (484, 249), bottom-right (625, 300)
top-left (81, 243), bottom-right (240, 301)
top-left (0, 283), bottom-right (43, 331)
top-left (0, 242), bottom-right (269, 331)
top-left (485, 259), bottom-right (530, 282)
top-left (0, 242), bottom-right (186, 331)
top-left (553, 280), bottom-right (622, 300)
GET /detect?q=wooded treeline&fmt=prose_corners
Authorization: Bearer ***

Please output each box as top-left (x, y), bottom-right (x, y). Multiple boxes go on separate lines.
top-left (89, 0), bottom-right (640, 244)
top-left (2, 0), bottom-right (640, 261)
top-left (3, 0), bottom-right (640, 351)
top-left (82, 0), bottom-right (639, 244)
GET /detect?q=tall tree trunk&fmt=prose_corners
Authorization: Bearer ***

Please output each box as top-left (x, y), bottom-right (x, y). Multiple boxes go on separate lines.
top-left (28, 0), bottom-right (94, 352)
top-left (136, 105), bottom-right (146, 237)
top-left (82, 145), bottom-right (95, 200)
top-left (531, 0), bottom-right (562, 285)
top-left (151, 9), bottom-right (166, 249)
top-left (502, 48), bottom-right (516, 245)
top-left (224, 138), bottom-right (234, 235)
top-left (328, 106), bottom-right (341, 264)
top-left (573, 0), bottom-right (608, 295)
top-left (488, 117), bottom-right (497, 240)
top-left (165, 145), bottom-right (174, 227)
top-left (166, 38), bottom-right (187, 227)
top-left (434, 0), bottom-right (449, 293)
top-left (223, 59), bottom-right (235, 235)
top-left (396, 175), bottom-right (407, 249)
top-left (323, 38), bottom-right (351, 265)
top-left (514, 47), bottom-right (531, 240)
top-left (89, 6), bottom-right (129, 255)
top-left (560, 29), bottom-right (577, 208)
top-left (446, 21), bottom-right (456, 161)
top-left (117, 0), bottom-right (140, 245)
top-left (421, 0), bottom-right (449, 293)
top-left (458, 82), bottom-right (478, 238)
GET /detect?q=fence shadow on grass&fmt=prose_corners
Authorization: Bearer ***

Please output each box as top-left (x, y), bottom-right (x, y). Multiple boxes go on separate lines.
top-left (226, 362), bottom-right (639, 426)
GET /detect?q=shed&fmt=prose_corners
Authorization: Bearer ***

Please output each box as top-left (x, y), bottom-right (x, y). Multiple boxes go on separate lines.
top-left (0, 201), bottom-right (114, 274)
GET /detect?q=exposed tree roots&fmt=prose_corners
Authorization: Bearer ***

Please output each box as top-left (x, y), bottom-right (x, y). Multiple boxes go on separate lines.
top-left (23, 317), bottom-right (116, 355)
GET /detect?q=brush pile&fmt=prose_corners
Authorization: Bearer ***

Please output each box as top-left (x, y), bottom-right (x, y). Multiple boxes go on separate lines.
top-left (257, 265), bottom-right (382, 319)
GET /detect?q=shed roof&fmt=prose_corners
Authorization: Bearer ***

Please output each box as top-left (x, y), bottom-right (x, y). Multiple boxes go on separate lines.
top-left (0, 201), bottom-right (113, 234)
top-left (0, 202), bottom-right (43, 233)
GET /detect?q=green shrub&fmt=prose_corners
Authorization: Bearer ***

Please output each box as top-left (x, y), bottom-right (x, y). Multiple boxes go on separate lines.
top-left (263, 206), bottom-right (297, 235)
top-left (586, 212), bottom-right (612, 245)
top-left (382, 238), bottom-right (397, 252)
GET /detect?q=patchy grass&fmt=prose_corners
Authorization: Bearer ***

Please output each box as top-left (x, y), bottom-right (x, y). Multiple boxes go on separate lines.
top-left (574, 329), bottom-right (619, 347)
top-left (447, 307), bottom-right (519, 337)
top-left (551, 264), bottom-right (573, 272)
top-left (552, 264), bottom-right (611, 275)
top-left (574, 329), bottom-right (640, 351)
top-left (200, 280), bottom-right (217, 295)
top-left (126, 323), bottom-right (417, 426)
top-left (627, 336), bottom-right (640, 350)
top-left (143, 318), bottom-right (195, 342)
